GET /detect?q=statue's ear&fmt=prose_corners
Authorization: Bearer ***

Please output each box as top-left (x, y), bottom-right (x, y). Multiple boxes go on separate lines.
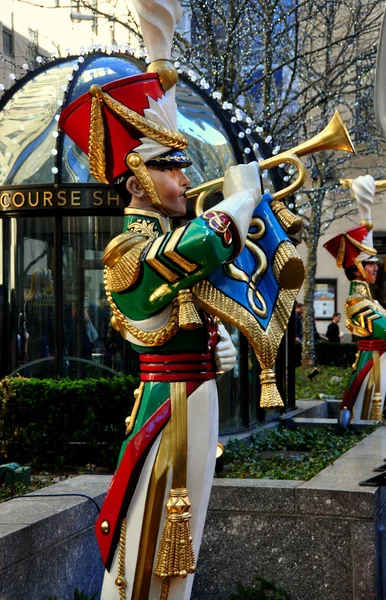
top-left (126, 175), bottom-right (146, 199)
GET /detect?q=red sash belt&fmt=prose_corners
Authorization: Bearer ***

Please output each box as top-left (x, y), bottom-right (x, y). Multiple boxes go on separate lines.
top-left (139, 351), bottom-right (216, 382)
top-left (357, 340), bottom-right (386, 352)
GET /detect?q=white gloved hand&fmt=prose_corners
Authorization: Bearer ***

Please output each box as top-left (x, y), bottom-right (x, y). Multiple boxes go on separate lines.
top-left (214, 323), bottom-right (237, 373)
top-left (351, 175), bottom-right (376, 222)
top-left (222, 161), bottom-right (261, 207)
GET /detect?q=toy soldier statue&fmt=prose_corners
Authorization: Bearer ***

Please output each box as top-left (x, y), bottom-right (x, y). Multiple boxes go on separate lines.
top-left (58, 1), bottom-right (267, 598)
top-left (59, 0), bottom-right (310, 594)
top-left (324, 175), bottom-right (386, 427)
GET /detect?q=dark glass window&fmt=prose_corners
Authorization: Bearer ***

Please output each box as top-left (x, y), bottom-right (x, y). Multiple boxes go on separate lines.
top-left (3, 29), bottom-right (13, 57)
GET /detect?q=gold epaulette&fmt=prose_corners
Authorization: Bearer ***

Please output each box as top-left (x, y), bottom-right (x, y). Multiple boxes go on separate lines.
top-left (103, 232), bottom-right (149, 292)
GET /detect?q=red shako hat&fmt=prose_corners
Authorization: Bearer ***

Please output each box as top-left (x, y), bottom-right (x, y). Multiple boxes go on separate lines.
top-left (58, 72), bottom-right (190, 184)
top-left (323, 225), bottom-right (377, 269)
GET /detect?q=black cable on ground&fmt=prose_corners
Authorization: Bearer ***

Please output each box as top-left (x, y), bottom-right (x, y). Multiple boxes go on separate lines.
top-left (2, 492), bottom-right (101, 513)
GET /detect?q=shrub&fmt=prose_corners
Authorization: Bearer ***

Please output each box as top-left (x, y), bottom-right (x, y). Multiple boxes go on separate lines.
top-left (295, 340), bottom-right (357, 368)
top-left (219, 425), bottom-right (377, 480)
top-left (0, 375), bottom-right (138, 468)
top-left (296, 365), bottom-right (351, 400)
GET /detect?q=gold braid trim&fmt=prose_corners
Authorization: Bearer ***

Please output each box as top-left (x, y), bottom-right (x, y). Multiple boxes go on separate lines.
top-left (115, 518), bottom-right (127, 599)
top-left (105, 240), bottom-right (149, 292)
top-left (89, 95), bottom-right (109, 184)
top-left (89, 84), bottom-right (188, 150)
top-left (193, 280), bottom-right (297, 407)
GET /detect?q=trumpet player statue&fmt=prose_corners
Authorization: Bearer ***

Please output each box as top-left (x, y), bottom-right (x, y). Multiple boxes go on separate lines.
top-left (59, 1), bottom-right (305, 598)
top-left (324, 175), bottom-right (386, 427)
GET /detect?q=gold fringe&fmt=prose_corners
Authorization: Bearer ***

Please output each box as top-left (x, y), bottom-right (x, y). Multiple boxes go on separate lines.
top-left (105, 240), bottom-right (148, 292)
top-left (259, 368), bottom-right (284, 408)
top-left (177, 290), bottom-right (203, 330)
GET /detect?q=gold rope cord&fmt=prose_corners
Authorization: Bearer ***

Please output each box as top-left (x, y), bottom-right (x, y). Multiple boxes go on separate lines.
top-left (105, 275), bottom-right (180, 347)
top-left (131, 421), bottom-right (172, 600)
top-left (115, 518), bottom-right (127, 599)
top-left (88, 95), bottom-right (109, 184)
top-left (89, 84), bottom-right (188, 150)
top-left (154, 382), bottom-right (196, 597)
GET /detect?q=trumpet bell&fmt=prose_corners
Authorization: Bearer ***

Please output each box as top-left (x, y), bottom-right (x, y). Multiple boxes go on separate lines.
top-left (289, 110), bottom-right (356, 158)
top-left (186, 110), bottom-right (356, 219)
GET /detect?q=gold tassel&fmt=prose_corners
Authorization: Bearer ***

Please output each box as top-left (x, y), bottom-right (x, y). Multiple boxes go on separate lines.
top-left (259, 368), bottom-right (284, 408)
top-left (369, 351), bottom-right (384, 421)
top-left (370, 392), bottom-right (383, 421)
top-left (153, 488), bottom-right (195, 579)
top-left (177, 290), bottom-right (203, 330)
top-left (270, 199), bottom-right (303, 234)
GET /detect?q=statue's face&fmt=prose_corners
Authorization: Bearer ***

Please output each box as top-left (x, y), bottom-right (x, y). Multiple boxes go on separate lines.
top-left (148, 167), bottom-right (191, 217)
top-left (364, 262), bottom-right (378, 284)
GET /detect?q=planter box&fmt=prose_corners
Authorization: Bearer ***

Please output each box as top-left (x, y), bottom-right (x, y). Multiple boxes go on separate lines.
top-left (1, 428), bottom-right (385, 599)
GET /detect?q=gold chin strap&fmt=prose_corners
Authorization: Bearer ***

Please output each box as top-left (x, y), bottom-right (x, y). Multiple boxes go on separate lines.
top-left (126, 153), bottom-right (169, 217)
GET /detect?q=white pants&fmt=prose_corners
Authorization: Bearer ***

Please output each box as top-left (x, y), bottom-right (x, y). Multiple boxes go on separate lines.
top-left (353, 352), bottom-right (386, 419)
top-left (101, 379), bottom-right (218, 600)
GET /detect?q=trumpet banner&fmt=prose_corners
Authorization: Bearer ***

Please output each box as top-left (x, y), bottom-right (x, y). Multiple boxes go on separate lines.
top-left (193, 193), bottom-right (304, 408)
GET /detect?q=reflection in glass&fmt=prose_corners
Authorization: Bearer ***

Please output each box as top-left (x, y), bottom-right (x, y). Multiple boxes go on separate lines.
top-left (0, 61), bottom-right (76, 185)
top-left (71, 55), bottom-right (142, 100)
top-left (25, 268), bottom-right (55, 377)
top-left (62, 215), bottom-right (126, 377)
top-left (216, 324), bottom-right (243, 432)
top-left (176, 81), bottom-right (236, 186)
top-left (7, 217), bottom-right (56, 377)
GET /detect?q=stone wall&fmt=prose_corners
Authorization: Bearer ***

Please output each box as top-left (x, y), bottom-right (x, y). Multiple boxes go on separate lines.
top-left (193, 427), bottom-right (386, 600)
top-left (1, 428), bottom-right (385, 600)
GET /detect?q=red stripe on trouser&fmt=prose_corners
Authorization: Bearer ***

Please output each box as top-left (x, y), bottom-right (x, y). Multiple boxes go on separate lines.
top-left (140, 361), bottom-right (214, 372)
top-left (340, 359), bottom-right (374, 412)
top-left (140, 352), bottom-right (212, 363)
top-left (95, 380), bottom-right (203, 570)
top-left (141, 371), bottom-right (216, 382)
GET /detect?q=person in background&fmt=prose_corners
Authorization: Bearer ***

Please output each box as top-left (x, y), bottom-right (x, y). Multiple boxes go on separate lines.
top-left (25, 268), bottom-right (55, 377)
top-left (295, 301), bottom-right (303, 342)
top-left (326, 312), bottom-right (342, 343)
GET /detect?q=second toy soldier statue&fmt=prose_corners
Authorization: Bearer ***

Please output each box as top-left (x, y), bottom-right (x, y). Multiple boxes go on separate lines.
top-left (324, 175), bottom-right (386, 427)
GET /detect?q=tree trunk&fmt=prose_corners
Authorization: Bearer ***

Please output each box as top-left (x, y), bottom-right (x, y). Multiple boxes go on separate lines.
top-left (301, 191), bottom-right (323, 369)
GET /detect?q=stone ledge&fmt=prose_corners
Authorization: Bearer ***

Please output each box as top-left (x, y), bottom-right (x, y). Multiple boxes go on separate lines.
top-left (0, 474), bottom-right (112, 571)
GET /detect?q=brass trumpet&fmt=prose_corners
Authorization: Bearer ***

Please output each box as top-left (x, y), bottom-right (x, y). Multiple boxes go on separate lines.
top-left (340, 178), bottom-right (386, 192)
top-left (187, 110), bottom-right (356, 233)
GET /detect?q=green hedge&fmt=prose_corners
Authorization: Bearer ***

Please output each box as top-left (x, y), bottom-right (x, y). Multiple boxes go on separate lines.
top-left (295, 341), bottom-right (357, 367)
top-left (0, 375), bottom-right (138, 468)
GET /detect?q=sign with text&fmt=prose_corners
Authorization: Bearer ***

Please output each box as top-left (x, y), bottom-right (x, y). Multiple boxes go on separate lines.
top-left (314, 279), bottom-right (337, 320)
top-left (0, 185), bottom-right (125, 212)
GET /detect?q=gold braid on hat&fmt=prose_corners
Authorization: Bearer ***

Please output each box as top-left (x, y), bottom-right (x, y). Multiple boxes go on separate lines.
top-left (88, 84), bottom-right (188, 184)
top-left (336, 232), bottom-right (377, 278)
